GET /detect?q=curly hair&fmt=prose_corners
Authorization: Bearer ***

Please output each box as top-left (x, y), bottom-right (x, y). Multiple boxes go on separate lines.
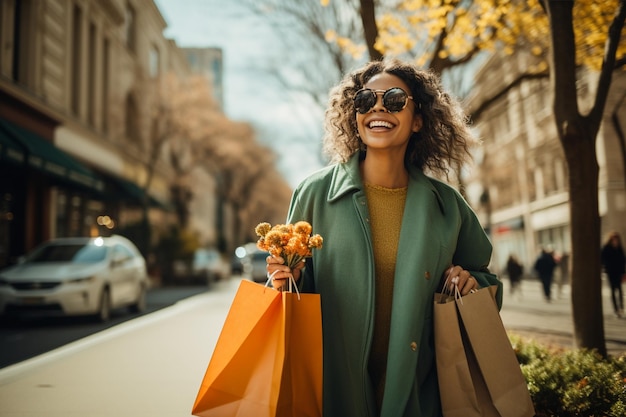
top-left (322, 59), bottom-right (479, 177)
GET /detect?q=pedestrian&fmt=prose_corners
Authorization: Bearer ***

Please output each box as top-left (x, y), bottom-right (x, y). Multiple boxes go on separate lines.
top-left (533, 246), bottom-right (557, 302)
top-left (267, 59), bottom-right (502, 417)
top-left (505, 254), bottom-right (524, 298)
top-left (601, 231), bottom-right (625, 318)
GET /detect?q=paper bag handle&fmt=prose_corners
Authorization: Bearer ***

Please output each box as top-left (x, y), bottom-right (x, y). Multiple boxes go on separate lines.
top-left (266, 270), bottom-right (301, 299)
top-left (437, 276), bottom-right (464, 304)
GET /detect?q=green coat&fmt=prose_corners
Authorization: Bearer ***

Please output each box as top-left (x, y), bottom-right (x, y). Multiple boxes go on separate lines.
top-left (287, 154), bottom-right (502, 417)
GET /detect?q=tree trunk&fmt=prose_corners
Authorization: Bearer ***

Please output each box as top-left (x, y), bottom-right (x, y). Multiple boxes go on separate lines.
top-left (547, 0), bottom-right (606, 355)
top-left (562, 130), bottom-right (606, 356)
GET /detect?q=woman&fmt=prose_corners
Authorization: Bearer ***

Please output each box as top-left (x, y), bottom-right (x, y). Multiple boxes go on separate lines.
top-left (601, 231), bottom-right (625, 318)
top-left (268, 59), bottom-right (502, 417)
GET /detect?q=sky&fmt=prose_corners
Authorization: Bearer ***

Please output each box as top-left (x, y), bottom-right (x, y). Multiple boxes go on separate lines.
top-left (153, 0), bottom-right (325, 188)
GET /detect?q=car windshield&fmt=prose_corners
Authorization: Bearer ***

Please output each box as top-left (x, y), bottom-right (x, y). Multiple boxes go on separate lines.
top-left (252, 251), bottom-right (268, 261)
top-left (29, 243), bottom-right (108, 263)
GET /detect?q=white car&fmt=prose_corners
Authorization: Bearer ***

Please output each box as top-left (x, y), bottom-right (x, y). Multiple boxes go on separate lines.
top-left (0, 235), bottom-right (150, 321)
top-left (173, 249), bottom-right (230, 285)
top-left (244, 250), bottom-right (270, 283)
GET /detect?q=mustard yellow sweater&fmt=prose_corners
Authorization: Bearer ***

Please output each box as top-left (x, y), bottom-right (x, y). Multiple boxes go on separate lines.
top-left (363, 182), bottom-right (407, 412)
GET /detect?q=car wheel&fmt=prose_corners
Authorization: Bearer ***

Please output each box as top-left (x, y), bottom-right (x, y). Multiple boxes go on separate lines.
top-left (96, 288), bottom-right (111, 322)
top-left (129, 284), bottom-right (146, 313)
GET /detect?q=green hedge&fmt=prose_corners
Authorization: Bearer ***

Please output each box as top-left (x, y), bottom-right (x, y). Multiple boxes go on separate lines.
top-left (509, 333), bottom-right (626, 417)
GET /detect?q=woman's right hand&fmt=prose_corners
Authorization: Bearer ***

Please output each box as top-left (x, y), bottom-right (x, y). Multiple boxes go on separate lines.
top-left (267, 255), bottom-right (305, 290)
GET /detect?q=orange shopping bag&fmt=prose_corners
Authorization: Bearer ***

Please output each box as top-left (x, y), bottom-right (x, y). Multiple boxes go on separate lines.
top-left (192, 279), bottom-right (322, 417)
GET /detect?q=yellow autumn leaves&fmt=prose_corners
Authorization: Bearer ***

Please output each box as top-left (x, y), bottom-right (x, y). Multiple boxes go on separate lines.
top-left (321, 0), bottom-right (625, 71)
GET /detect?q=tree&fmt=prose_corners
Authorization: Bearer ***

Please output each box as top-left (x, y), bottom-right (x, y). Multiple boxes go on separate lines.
top-left (138, 71), bottom-right (291, 254)
top-left (243, 0), bottom-right (365, 106)
top-left (146, 73), bottom-right (225, 227)
top-left (176, 116), bottom-right (293, 251)
top-left (544, 0), bottom-right (626, 356)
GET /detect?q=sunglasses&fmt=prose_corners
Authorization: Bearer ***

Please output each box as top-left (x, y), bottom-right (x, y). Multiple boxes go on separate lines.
top-left (353, 87), bottom-right (414, 114)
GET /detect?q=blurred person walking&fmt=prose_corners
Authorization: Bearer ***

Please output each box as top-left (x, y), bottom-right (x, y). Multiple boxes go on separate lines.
top-left (533, 246), bottom-right (557, 302)
top-left (505, 254), bottom-right (524, 298)
top-left (601, 231), bottom-right (625, 318)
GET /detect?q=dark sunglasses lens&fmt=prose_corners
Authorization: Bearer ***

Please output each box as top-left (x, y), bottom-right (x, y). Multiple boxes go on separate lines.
top-left (383, 88), bottom-right (408, 112)
top-left (354, 90), bottom-right (376, 114)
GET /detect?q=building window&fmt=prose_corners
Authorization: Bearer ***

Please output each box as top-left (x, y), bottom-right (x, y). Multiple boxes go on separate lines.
top-left (11, 0), bottom-right (34, 86)
top-left (530, 78), bottom-right (550, 117)
top-left (71, 4), bottom-right (83, 116)
top-left (87, 21), bottom-right (97, 126)
top-left (149, 45), bottom-right (160, 77)
top-left (125, 93), bottom-right (140, 143)
top-left (534, 166), bottom-right (545, 200)
top-left (124, 4), bottom-right (136, 53)
top-left (554, 157), bottom-right (566, 192)
top-left (102, 38), bottom-right (110, 134)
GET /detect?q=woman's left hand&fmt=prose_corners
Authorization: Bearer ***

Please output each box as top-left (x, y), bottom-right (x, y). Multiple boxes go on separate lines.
top-left (444, 265), bottom-right (479, 295)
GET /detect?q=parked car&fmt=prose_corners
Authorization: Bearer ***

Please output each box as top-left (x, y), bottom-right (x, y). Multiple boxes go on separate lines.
top-left (173, 249), bottom-right (229, 285)
top-left (231, 253), bottom-right (245, 275)
top-left (0, 235), bottom-right (150, 321)
top-left (192, 249), bottom-right (230, 283)
top-left (244, 250), bottom-right (270, 283)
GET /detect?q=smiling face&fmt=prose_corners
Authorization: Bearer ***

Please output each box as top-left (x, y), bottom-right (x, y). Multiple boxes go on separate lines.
top-left (356, 72), bottom-right (422, 158)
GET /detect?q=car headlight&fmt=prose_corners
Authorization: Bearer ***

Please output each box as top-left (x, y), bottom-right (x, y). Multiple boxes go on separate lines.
top-left (66, 276), bottom-right (96, 284)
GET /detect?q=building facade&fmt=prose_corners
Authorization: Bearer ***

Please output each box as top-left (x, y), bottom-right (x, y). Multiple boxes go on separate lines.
top-left (0, 0), bottom-right (227, 268)
top-left (182, 47), bottom-right (224, 109)
top-left (465, 50), bottom-right (626, 277)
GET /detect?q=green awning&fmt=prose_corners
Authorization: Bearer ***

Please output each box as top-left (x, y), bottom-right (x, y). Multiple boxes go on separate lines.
top-left (0, 119), bottom-right (104, 192)
top-left (0, 123), bottom-right (27, 165)
top-left (106, 174), bottom-right (171, 210)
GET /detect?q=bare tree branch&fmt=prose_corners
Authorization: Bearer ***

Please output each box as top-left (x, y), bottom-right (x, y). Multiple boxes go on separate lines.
top-left (468, 71), bottom-right (550, 122)
top-left (360, 0), bottom-right (382, 60)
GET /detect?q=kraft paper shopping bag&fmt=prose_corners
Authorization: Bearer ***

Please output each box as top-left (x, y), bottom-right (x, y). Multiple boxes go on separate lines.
top-left (192, 280), bottom-right (322, 417)
top-left (434, 291), bottom-right (498, 417)
top-left (456, 287), bottom-right (535, 417)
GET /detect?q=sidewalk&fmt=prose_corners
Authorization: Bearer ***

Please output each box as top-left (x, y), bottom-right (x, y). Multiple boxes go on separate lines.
top-left (0, 279), bottom-right (240, 417)
top-left (499, 278), bottom-right (626, 357)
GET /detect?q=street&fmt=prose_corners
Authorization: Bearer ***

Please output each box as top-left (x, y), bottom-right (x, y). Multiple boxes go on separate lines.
top-left (0, 276), bottom-right (624, 416)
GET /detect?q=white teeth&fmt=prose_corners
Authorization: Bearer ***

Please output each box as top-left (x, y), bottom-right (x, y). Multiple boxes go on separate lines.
top-left (368, 120), bottom-right (393, 129)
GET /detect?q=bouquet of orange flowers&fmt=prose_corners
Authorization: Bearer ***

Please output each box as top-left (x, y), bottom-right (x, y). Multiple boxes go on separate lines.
top-left (255, 221), bottom-right (323, 270)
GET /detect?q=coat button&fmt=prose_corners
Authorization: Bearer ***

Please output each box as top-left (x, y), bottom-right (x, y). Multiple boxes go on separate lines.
top-left (424, 271), bottom-right (431, 280)
top-left (410, 341), bottom-right (417, 351)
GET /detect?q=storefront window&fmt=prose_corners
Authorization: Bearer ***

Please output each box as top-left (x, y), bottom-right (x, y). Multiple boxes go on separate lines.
top-left (55, 190), bottom-right (105, 238)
